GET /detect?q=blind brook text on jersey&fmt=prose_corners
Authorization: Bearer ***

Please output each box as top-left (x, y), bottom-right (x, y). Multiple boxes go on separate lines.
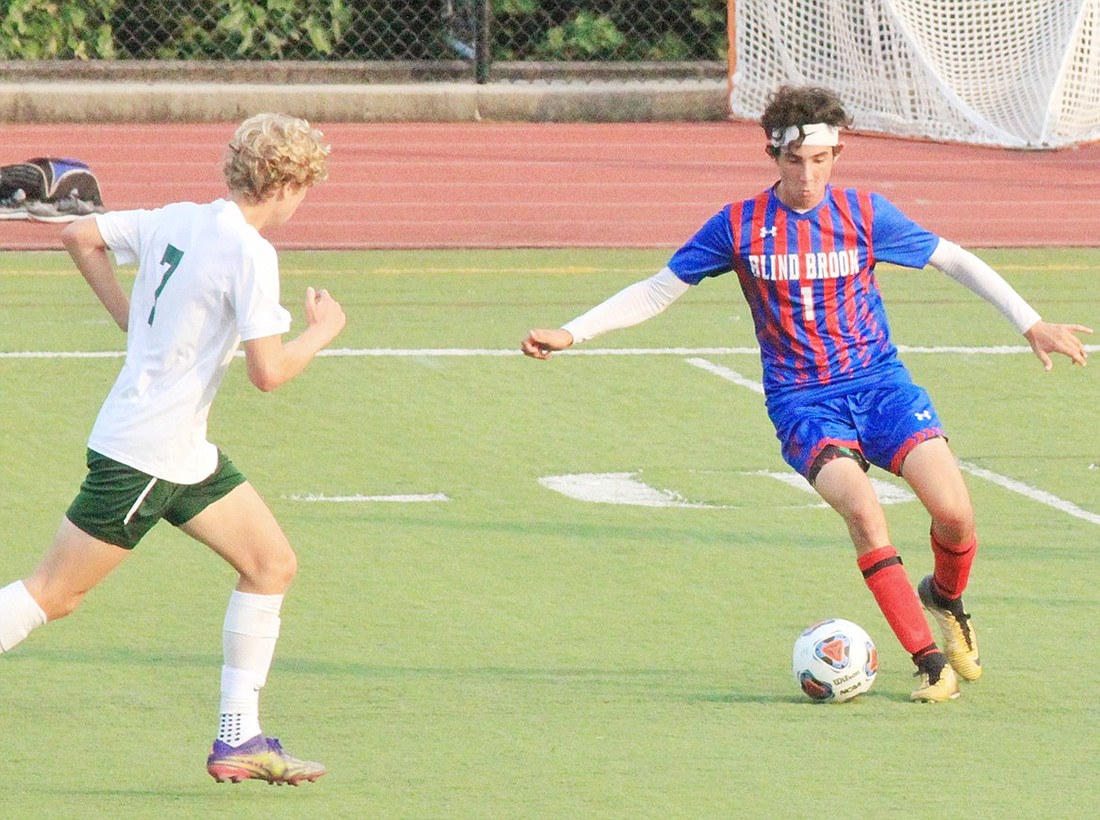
top-left (746, 248), bottom-right (862, 282)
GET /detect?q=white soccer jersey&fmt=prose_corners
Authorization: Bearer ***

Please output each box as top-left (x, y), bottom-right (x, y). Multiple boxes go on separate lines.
top-left (90, 199), bottom-right (292, 483)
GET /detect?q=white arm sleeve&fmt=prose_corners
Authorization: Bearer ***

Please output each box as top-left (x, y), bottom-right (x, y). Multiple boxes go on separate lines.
top-left (928, 239), bottom-right (1041, 334)
top-left (562, 266), bottom-right (691, 343)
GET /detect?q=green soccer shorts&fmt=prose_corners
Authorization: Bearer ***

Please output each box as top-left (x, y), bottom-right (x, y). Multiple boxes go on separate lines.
top-left (66, 449), bottom-right (246, 549)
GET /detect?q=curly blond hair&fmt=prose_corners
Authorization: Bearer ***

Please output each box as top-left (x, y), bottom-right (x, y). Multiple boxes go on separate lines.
top-left (224, 113), bottom-right (330, 202)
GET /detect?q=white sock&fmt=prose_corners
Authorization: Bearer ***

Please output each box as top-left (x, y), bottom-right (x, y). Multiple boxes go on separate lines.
top-left (0, 581), bottom-right (48, 653)
top-left (217, 590), bottom-right (283, 747)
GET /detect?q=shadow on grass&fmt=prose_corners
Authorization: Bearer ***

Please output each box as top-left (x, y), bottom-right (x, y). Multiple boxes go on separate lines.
top-left (14, 647), bottom-right (921, 705)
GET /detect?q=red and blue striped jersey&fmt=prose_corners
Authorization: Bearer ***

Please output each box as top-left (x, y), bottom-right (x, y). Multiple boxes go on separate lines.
top-left (668, 185), bottom-right (939, 405)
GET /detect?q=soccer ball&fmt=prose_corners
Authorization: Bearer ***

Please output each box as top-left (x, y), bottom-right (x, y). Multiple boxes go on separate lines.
top-left (792, 618), bottom-right (877, 703)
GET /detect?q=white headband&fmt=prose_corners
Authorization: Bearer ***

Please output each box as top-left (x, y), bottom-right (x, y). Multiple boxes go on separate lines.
top-left (769, 122), bottom-right (841, 150)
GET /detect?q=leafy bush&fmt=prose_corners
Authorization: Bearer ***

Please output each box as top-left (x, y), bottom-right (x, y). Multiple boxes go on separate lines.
top-left (0, 0), bottom-right (728, 62)
top-left (110, 0), bottom-right (352, 60)
top-left (0, 0), bottom-right (118, 59)
top-left (494, 0), bottom-right (728, 61)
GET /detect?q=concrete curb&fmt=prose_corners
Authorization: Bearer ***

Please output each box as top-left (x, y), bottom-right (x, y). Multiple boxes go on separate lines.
top-left (0, 78), bottom-right (729, 123)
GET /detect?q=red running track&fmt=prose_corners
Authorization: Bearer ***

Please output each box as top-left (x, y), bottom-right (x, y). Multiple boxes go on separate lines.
top-left (2, 121), bottom-right (1098, 251)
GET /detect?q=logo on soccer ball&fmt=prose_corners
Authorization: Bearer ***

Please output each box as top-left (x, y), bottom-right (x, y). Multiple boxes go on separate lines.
top-left (864, 641), bottom-right (878, 678)
top-left (793, 619), bottom-right (877, 703)
top-left (798, 671), bottom-right (833, 701)
top-left (813, 632), bottom-right (851, 671)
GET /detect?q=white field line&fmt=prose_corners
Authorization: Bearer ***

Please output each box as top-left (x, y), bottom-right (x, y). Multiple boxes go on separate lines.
top-left (747, 470), bottom-right (915, 507)
top-left (290, 492), bottom-right (450, 503)
top-left (0, 350), bottom-right (126, 359)
top-left (538, 471), bottom-right (732, 508)
top-left (3, 344), bottom-right (1098, 360)
top-left (684, 357), bottom-right (765, 394)
top-left (685, 357), bottom-right (1100, 527)
top-left (954, 462), bottom-right (1100, 526)
top-left (0, 347), bottom-right (751, 360)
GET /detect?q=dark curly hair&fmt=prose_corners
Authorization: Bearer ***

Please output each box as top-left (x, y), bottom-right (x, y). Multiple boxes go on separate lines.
top-left (761, 86), bottom-right (852, 157)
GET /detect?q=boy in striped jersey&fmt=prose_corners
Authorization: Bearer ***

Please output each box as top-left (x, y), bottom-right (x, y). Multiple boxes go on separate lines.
top-left (522, 86), bottom-right (1091, 701)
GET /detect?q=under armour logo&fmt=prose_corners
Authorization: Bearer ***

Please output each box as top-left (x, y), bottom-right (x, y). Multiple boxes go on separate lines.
top-left (914, 410), bottom-right (932, 420)
top-left (760, 226), bottom-right (778, 238)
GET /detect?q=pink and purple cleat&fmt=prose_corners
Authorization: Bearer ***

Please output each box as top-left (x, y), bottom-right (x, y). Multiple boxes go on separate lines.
top-left (206, 735), bottom-right (326, 786)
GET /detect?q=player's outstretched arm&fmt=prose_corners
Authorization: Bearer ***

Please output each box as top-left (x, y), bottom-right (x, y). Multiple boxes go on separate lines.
top-left (244, 286), bottom-right (346, 391)
top-left (60, 216), bottom-right (130, 332)
top-left (928, 240), bottom-right (1093, 371)
top-left (521, 328), bottom-right (574, 359)
top-left (1023, 320), bottom-right (1093, 371)
top-left (521, 268), bottom-right (691, 361)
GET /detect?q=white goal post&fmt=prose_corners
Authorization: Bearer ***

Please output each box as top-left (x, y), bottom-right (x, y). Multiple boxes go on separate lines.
top-left (727, 0), bottom-right (1100, 148)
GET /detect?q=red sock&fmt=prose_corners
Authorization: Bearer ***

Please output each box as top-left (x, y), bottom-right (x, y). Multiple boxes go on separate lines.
top-left (930, 532), bottom-right (977, 600)
top-left (858, 545), bottom-right (935, 656)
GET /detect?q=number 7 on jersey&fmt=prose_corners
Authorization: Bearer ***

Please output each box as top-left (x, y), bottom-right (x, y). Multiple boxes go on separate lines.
top-left (148, 244), bottom-right (184, 325)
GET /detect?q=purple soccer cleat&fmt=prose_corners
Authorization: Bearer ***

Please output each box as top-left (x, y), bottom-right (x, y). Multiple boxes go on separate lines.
top-left (206, 735), bottom-right (326, 785)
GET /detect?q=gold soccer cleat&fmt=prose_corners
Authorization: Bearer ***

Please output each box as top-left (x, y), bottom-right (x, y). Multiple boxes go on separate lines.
top-left (918, 575), bottom-right (982, 681)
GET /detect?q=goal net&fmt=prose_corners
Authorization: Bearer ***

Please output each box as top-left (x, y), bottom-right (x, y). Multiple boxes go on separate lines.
top-left (727, 0), bottom-right (1100, 148)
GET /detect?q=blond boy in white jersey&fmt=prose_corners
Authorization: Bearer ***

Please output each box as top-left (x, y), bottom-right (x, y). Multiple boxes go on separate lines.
top-left (0, 113), bottom-right (345, 785)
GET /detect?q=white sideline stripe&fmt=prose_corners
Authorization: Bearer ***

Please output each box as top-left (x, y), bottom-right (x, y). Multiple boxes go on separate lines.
top-left (3, 344), bottom-right (1098, 360)
top-left (0, 347), bottom-right (752, 359)
top-left (955, 462), bottom-right (1100, 526)
top-left (290, 492), bottom-right (450, 503)
top-left (901, 344), bottom-right (1100, 354)
top-left (685, 358), bottom-right (764, 393)
top-left (317, 347), bottom-right (759, 357)
top-left (0, 350), bottom-right (125, 359)
top-left (688, 357), bottom-right (1100, 527)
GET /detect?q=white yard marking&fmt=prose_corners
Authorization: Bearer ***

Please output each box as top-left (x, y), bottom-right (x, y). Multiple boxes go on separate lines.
top-left (538, 472), bottom-right (729, 508)
top-left (746, 470), bottom-right (915, 507)
top-left (290, 493), bottom-right (450, 503)
top-left (536, 470), bottom-right (912, 510)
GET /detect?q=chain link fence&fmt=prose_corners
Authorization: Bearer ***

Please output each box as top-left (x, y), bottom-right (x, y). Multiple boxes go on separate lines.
top-left (0, 1), bottom-right (728, 80)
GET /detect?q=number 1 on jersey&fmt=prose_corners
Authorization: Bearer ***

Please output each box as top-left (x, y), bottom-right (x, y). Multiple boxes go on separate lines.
top-left (801, 285), bottom-right (816, 322)
top-left (148, 244), bottom-right (184, 325)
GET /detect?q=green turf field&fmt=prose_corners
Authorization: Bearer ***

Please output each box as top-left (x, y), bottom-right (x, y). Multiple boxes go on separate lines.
top-left (1, 248), bottom-right (1098, 818)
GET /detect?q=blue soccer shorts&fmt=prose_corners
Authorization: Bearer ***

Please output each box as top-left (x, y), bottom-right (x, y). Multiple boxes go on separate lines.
top-left (768, 381), bottom-right (945, 481)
